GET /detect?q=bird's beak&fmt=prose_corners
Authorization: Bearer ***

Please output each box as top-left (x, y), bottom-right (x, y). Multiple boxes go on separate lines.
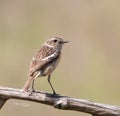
top-left (62, 40), bottom-right (69, 44)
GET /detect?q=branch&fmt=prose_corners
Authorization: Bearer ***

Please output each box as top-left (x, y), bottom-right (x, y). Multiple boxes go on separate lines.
top-left (0, 86), bottom-right (120, 116)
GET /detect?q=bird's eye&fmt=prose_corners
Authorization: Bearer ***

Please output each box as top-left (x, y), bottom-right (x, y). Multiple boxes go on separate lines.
top-left (53, 39), bottom-right (57, 43)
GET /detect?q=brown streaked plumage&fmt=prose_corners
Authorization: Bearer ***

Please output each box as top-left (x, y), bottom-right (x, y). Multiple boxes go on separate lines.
top-left (22, 37), bottom-right (68, 94)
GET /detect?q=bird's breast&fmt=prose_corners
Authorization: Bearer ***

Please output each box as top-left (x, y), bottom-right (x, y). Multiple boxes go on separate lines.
top-left (42, 53), bottom-right (61, 76)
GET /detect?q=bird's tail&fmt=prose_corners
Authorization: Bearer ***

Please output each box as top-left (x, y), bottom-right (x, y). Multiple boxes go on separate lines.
top-left (22, 77), bottom-right (33, 92)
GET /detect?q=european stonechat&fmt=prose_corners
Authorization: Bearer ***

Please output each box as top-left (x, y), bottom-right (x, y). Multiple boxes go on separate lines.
top-left (22, 37), bottom-right (68, 94)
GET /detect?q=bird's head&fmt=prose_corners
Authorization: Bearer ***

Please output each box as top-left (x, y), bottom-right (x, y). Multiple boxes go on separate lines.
top-left (43, 37), bottom-right (68, 50)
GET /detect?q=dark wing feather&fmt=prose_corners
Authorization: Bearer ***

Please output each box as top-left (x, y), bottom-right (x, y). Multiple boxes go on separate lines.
top-left (29, 46), bottom-right (59, 76)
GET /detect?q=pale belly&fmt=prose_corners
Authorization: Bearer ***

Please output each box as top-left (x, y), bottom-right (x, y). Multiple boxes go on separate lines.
top-left (42, 55), bottom-right (61, 76)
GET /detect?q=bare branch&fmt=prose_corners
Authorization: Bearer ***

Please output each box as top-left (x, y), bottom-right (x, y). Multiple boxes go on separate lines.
top-left (0, 86), bottom-right (120, 116)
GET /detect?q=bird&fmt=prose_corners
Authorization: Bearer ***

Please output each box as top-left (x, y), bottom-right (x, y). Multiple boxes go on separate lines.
top-left (22, 37), bottom-right (68, 94)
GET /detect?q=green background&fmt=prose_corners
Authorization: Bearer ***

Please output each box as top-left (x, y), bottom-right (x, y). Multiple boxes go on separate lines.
top-left (0, 0), bottom-right (120, 116)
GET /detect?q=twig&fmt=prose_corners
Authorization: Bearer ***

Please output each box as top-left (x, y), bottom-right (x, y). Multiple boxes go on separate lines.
top-left (0, 86), bottom-right (120, 116)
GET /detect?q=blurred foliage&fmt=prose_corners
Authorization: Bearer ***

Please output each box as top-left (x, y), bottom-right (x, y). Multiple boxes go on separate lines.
top-left (0, 0), bottom-right (120, 116)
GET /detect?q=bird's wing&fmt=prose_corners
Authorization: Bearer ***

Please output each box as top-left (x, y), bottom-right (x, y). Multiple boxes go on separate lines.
top-left (29, 46), bottom-right (59, 76)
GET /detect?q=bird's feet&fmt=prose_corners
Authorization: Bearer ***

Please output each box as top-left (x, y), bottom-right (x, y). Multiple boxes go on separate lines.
top-left (29, 89), bottom-right (36, 96)
top-left (52, 92), bottom-right (60, 96)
